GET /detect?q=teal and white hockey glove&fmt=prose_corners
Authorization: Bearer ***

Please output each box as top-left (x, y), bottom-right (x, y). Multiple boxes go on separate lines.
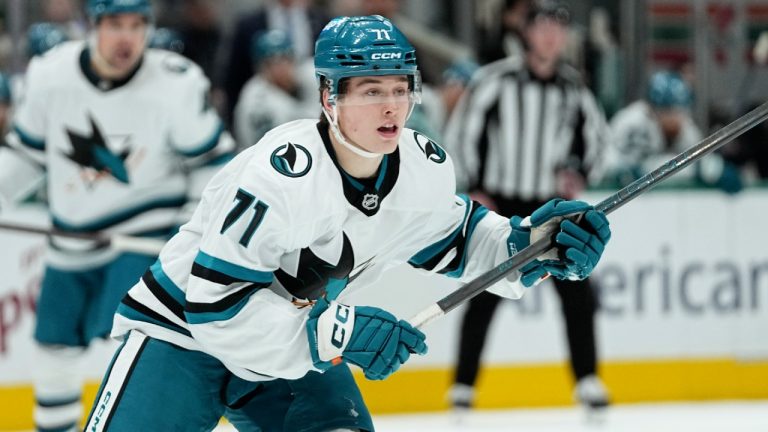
top-left (306, 298), bottom-right (428, 380)
top-left (508, 199), bottom-right (611, 287)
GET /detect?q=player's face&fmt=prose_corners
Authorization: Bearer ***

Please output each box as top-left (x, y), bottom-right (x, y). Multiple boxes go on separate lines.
top-left (264, 56), bottom-right (297, 92)
top-left (656, 109), bottom-right (685, 139)
top-left (335, 75), bottom-right (412, 154)
top-left (526, 18), bottom-right (569, 63)
top-left (95, 13), bottom-right (148, 76)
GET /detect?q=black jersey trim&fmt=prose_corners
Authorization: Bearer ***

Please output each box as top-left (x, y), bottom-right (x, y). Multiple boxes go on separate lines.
top-left (316, 122), bottom-right (400, 217)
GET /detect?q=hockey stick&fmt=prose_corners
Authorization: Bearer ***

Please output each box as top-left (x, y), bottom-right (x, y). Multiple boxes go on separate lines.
top-left (410, 99), bottom-right (768, 329)
top-left (0, 221), bottom-right (165, 255)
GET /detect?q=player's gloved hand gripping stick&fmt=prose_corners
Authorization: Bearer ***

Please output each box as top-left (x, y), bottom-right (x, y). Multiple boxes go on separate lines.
top-left (510, 199), bottom-right (611, 287)
top-left (306, 297), bottom-right (427, 380)
top-left (411, 99), bottom-right (768, 329)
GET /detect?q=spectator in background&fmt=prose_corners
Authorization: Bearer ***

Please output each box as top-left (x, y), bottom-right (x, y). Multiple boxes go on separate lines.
top-left (41, 0), bottom-right (87, 39)
top-left (222, 0), bottom-right (329, 126)
top-left (475, 0), bottom-right (532, 64)
top-left (149, 27), bottom-right (185, 53)
top-left (233, 30), bottom-right (316, 149)
top-left (175, 0), bottom-right (222, 82)
top-left (357, 0), bottom-right (472, 84)
top-left (445, 0), bottom-right (611, 412)
top-left (601, 70), bottom-right (742, 193)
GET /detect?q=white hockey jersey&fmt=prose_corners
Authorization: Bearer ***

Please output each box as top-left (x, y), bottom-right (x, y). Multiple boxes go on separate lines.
top-left (233, 75), bottom-right (317, 149)
top-left (113, 119), bottom-right (525, 382)
top-left (0, 41), bottom-right (235, 261)
top-left (600, 100), bottom-right (702, 183)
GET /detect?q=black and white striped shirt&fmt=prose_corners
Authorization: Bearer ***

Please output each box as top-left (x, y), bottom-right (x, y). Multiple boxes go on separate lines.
top-left (444, 56), bottom-right (609, 201)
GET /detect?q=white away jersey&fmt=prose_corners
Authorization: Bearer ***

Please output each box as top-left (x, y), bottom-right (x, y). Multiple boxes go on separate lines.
top-left (0, 41), bottom-right (234, 239)
top-left (233, 75), bottom-right (317, 149)
top-left (113, 119), bottom-right (525, 382)
top-left (600, 101), bottom-right (702, 183)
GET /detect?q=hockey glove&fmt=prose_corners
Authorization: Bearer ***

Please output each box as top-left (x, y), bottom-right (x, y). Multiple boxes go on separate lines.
top-left (306, 298), bottom-right (427, 380)
top-left (508, 199), bottom-right (611, 287)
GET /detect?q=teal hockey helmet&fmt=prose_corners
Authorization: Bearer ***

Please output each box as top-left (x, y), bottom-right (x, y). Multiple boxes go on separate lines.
top-left (250, 30), bottom-right (294, 65)
top-left (647, 71), bottom-right (692, 109)
top-left (314, 15), bottom-right (419, 97)
top-left (86, 0), bottom-right (153, 22)
top-left (27, 23), bottom-right (69, 57)
top-left (442, 59), bottom-right (479, 85)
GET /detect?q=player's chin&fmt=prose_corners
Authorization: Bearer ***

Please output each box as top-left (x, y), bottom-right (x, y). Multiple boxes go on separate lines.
top-left (373, 135), bottom-right (401, 154)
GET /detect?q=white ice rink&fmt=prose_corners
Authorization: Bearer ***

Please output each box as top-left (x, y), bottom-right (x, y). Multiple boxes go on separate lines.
top-left (212, 400), bottom-right (768, 432)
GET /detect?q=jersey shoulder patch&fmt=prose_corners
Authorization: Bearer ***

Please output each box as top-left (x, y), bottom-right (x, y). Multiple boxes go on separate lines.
top-left (270, 142), bottom-right (313, 177)
top-left (410, 130), bottom-right (447, 164)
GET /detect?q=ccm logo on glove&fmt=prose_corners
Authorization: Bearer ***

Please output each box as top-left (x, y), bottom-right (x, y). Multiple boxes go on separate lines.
top-left (331, 303), bottom-right (351, 349)
top-left (316, 301), bottom-right (355, 361)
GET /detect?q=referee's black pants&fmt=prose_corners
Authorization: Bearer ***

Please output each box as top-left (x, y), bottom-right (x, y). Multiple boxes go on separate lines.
top-left (453, 197), bottom-right (599, 388)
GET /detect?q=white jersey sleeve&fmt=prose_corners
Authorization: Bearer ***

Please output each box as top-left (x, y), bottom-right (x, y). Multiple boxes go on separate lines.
top-left (0, 56), bottom-right (48, 207)
top-left (406, 154), bottom-right (525, 300)
top-left (166, 56), bottom-right (233, 162)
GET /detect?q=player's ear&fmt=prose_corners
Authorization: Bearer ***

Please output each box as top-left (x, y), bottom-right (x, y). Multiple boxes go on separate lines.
top-left (321, 88), bottom-right (333, 111)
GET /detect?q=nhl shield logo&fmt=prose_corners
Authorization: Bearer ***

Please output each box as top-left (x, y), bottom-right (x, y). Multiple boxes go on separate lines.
top-left (362, 193), bottom-right (379, 210)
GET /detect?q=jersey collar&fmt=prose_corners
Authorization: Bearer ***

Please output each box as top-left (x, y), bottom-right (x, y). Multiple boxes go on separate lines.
top-left (79, 47), bottom-right (143, 92)
top-left (316, 122), bottom-right (400, 217)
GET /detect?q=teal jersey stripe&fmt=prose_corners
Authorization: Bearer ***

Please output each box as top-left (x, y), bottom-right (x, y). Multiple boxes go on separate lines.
top-left (150, 260), bottom-right (186, 305)
top-left (409, 195), bottom-right (472, 266)
top-left (13, 123), bottom-right (45, 150)
top-left (52, 195), bottom-right (186, 232)
top-left (443, 201), bottom-right (489, 278)
top-left (194, 250), bottom-right (274, 284)
top-left (175, 122), bottom-right (224, 157)
top-left (375, 155), bottom-right (389, 190)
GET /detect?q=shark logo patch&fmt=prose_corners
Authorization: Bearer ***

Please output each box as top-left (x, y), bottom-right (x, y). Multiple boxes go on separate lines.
top-left (65, 114), bottom-right (132, 185)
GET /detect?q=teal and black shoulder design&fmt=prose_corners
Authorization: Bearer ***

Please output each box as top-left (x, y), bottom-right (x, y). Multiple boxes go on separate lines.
top-left (270, 142), bottom-right (313, 178)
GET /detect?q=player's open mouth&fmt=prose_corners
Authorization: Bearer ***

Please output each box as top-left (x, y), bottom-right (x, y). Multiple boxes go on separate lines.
top-left (377, 125), bottom-right (398, 137)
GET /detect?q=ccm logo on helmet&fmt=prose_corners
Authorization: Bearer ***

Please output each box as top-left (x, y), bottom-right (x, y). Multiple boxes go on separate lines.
top-left (371, 52), bottom-right (402, 60)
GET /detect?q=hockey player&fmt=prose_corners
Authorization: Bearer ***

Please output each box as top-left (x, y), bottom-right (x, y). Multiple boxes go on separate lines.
top-left (233, 29), bottom-right (317, 149)
top-left (602, 70), bottom-right (742, 193)
top-left (84, 15), bottom-right (611, 431)
top-left (0, 0), bottom-right (235, 430)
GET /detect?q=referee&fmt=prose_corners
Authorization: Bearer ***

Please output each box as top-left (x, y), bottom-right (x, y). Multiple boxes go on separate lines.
top-left (444, 0), bottom-right (611, 410)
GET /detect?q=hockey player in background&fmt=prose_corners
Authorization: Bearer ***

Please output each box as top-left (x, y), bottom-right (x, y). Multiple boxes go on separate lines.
top-left (84, 15), bottom-right (611, 431)
top-left (602, 70), bottom-right (742, 193)
top-left (233, 29), bottom-right (317, 150)
top-left (0, 0), bottom-right (235, 430)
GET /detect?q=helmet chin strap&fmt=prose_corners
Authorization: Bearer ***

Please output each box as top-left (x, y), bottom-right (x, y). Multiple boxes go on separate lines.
top-left (322, 105), bottom-right (381, 159)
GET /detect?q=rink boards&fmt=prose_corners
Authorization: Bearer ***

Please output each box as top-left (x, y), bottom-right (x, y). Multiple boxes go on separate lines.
top-left (0, 190), bottom-right (767, 428)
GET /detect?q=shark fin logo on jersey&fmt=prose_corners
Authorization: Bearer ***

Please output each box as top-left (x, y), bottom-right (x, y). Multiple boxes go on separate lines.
top-left (65, 115), bottom-right (131, 185)
top-left (271, 142), bottom-right (312, 177)
top-left (413, 131), bottom-right (446, 164)
top-left (362, 193), bottom-right (379, 210)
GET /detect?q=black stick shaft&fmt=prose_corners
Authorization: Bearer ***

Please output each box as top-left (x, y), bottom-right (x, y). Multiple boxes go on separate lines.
top-left (412, 100), bottom-right (768, 328)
